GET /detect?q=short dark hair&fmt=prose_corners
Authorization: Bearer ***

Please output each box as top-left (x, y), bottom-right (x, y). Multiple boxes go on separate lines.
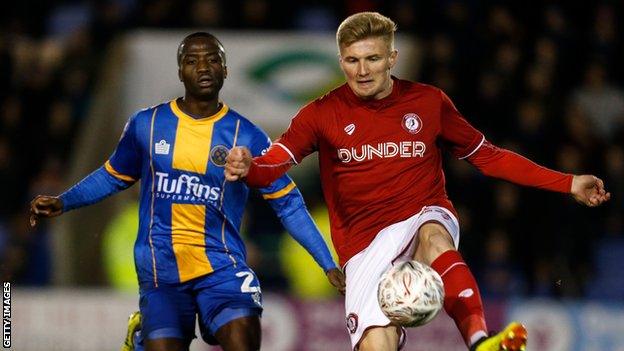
top-left (177, 32), bottom-right (226, 66)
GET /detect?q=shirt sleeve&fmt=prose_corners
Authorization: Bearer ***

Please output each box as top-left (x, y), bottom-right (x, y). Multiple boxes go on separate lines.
top-left (247, 124), bottom-right (298, 198)
top-left (274, 102), bottom-right (321, 164)
top-left (252, 129), bottom-right (297, 210)
top-left (276, 191), bottom-right (338, 272)
top-left (467, 141), bottom-right (573, 193)
top-left (105, 113), bottom-right (142, 182)
top-left (59, 166), bottom-right (132, 212)
top-left (247, 123), bottom-right (273, 158)
top-left (243, 105), bottom-right (321, 188)
top-left (245, 145), bottom-right (294, 188)
top-left (258, 171), bottom-right (336, 272)
top-left (438, 90), bottom-right (485, 159)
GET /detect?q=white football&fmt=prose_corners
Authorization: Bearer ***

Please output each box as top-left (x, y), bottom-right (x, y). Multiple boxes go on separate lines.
top-left (377, 260), bottom-right (444, 327)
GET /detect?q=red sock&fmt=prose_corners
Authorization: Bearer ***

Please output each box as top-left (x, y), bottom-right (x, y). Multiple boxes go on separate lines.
top-left (431, 250), bottom-right (487, 346)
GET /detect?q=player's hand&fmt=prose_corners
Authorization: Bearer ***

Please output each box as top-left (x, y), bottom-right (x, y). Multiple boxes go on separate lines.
top-left (326, 268), bottom-right (346, 295)
top-left (571, 175), bottom-right (611, 207)
top-left (29, 195), bottom-right (63, 227)
top-left (225, 146), bottom-right (252, 181)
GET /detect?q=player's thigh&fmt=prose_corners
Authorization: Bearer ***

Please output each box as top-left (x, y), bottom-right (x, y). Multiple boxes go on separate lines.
top-left (214, 315), bottom-right (261, 351)
top-left (410, 207), bottom-right (460, 264)
top-left (344, 216), bottom-right (421, 348)
top-left (139, 283), bottom-right (196, 344)
top-left (194, 266), bottom-right (263, 345)
top-left (413, 222), bottom-right (455, 263)
top-left (358, 325), bottom-right (401, 351)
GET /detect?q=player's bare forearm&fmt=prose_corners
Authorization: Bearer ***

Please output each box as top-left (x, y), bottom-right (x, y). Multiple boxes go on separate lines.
top-left (29, 195), bottom-right (63, 227)
top-left (570, 174), bottom-right (611, 207)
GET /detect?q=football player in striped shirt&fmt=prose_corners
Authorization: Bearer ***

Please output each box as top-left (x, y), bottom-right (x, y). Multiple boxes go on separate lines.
top-left (30, 32), bottom-right (345, 351)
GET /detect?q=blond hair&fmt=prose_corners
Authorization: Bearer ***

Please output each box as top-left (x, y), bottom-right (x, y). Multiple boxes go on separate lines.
top-left (336, 12), bottom-right (397, 50)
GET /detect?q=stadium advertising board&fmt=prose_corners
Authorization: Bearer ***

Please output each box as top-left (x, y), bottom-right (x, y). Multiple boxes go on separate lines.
top-left (11, 290), bottom-right (624, 351)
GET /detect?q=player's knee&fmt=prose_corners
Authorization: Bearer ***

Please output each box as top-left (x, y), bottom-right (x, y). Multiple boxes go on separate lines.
top-left (144, 338), bottom-right (187, 351)
top-left (215, 316), bottom-right (261, 351)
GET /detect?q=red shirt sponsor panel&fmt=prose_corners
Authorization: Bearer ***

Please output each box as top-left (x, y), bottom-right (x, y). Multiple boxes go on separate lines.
top-left (277, 78), bottom-right (484, 265)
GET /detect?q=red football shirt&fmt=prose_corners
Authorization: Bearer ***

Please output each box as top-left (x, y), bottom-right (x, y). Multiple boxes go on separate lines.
top-left (276, 78), bottom-right (485, 265)
top-left (246, 77), bottom-right (572, 266)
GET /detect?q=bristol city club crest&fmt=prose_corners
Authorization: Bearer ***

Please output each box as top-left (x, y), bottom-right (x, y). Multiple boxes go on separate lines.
top-left (402, 113), bottom-right (423, 134)
top-left (346, 313), bottom-right (358, 334)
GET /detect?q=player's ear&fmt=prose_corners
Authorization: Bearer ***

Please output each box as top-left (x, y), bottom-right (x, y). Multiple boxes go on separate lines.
top-left (224, 65), bottom-right (228, 79)
top-left (388, 50), bottom-right (398, 69)
top-left (178, 67), bottom-right (183, 82)
top-left (337, 47), bottom-right (345, 64)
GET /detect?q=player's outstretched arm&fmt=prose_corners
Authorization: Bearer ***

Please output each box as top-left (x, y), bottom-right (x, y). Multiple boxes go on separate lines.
top-left (468, 141), bottom-right (573, 192)
top-left (280, 204), bottom-right (345, 294)
top-left (263, 180), bottom-right (345, 294)
top-left (29, 166), bottom-right (134, 227)
top-left (571, 175), bottom-right (611, 207)
top-left (29, 195), bottom-right (63, 227)
top-left (468, 142), bottom-right (611, 207)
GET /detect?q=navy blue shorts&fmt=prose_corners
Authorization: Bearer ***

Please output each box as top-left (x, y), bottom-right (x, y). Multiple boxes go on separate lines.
top-left (138, 265), bottom-right (263, 344)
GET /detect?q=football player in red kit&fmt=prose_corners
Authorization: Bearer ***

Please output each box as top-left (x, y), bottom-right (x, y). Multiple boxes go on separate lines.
top-left (224, 12), bottom-right (610, 351)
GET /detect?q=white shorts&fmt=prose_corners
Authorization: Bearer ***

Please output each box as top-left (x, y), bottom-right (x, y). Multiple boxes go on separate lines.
top-left (343, 206), bottom-right (460, 350)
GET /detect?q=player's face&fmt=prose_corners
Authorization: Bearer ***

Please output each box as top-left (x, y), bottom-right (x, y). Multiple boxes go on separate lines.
top-left (339, 37), bottom-right (397, 100)
top-left (178, 37), bottom-right (227, 100)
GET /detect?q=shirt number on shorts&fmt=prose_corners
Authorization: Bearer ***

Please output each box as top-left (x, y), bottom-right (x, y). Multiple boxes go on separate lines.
top-left (236, 271), bottom-right (260, 293)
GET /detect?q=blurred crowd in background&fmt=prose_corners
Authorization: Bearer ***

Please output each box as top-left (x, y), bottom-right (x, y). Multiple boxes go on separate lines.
top-left (1, 1), bottom-right (623, 300)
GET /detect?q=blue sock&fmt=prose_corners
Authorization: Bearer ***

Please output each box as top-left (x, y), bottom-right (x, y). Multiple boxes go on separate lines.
top-left (134, 330), bottom-right (144, 351)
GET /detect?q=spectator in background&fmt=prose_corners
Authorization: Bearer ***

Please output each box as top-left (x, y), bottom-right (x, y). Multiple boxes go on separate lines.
top-left (478, 228), bottom-right (526, 299)
top-left (239, 0), bottom-right (270, 28)
top-left (190, 0), bottom-right (222, 27)
top-left (573, 62), bottom-right (624, 140)
top-left (514, 99), bottom-right (549, 161)
top-left (603, 145), bottom-right (624, 226)
top-left (294, 3), bottom-right (338, 31)
top-left (589, 5), bottom-right (619, 73)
